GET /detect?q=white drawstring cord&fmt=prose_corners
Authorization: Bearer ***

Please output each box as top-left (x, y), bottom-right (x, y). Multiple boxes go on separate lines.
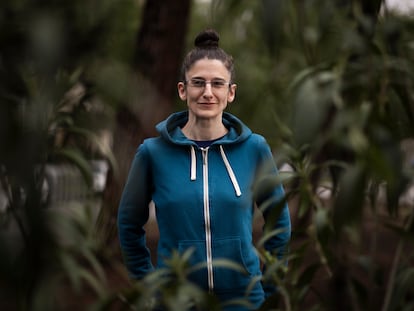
top-left (219, 145), bottom-right (242, 197)
top-left (190, 145), bottom-right (196, 181)
top-left (190, 145), bottom-right (242, 197)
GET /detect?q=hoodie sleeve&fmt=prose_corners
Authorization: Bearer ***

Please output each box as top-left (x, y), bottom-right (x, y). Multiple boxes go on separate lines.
top-left (117, 142), bottom-right (154, 280)
top-left (254, 136), bottom-right (291, 298)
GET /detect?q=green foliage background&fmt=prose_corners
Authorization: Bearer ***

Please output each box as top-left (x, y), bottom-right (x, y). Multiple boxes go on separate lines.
top-left (1, 0), bottom-right (414, 310)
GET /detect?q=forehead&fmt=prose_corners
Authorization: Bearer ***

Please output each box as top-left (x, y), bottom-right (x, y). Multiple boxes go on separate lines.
top-left (186, 58), bottom-right (231, 79)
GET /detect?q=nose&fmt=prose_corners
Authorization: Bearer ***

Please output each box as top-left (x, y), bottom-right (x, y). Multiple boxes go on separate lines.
top-left (202, 83), bottom-right (214, 97)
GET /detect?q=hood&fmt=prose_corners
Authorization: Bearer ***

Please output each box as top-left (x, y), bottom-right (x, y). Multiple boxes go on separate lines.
top-left (155, 111), bottom-right (251, 197)
top-left (155, 111), bottom-right (252, 145)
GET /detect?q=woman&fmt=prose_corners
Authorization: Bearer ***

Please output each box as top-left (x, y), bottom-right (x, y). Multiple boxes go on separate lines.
top-left (117, 29), bottom-right (291, 310)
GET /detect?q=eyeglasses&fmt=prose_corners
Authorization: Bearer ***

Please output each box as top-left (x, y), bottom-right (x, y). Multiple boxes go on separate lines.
top-left (185, 78), bottom-right (231, 89)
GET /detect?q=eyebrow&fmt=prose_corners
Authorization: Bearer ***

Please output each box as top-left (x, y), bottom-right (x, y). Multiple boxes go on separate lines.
top-left (190, 77), bottom-right (227, 81)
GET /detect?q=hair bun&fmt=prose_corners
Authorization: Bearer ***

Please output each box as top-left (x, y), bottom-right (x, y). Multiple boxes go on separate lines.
top-left (194, 29), bottom-right (219, 49)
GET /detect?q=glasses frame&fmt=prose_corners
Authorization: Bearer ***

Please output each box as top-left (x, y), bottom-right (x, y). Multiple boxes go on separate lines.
top-left (184, 78), bottom-right (232, 89)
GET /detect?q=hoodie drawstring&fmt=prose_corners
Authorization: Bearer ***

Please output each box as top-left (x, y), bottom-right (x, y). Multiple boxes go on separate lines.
top-left (219, 145), bottom-right (242, 197)
top-left (190, 145), bottom-right (241, 197)
top-left (190, 145), bottom-right (196, 181)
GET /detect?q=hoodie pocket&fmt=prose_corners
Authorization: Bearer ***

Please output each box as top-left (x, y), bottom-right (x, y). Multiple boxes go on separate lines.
top-left (212, 237), bottom-right (258, 291)
top-left (178, 238), bottom-right (260, 292)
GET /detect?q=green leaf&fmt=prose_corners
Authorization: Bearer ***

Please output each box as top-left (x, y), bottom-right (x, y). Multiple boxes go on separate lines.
top-left (188, 258), bottom-right (247, 276)
top-left (78, 267), bottom-right (106, 298)
top-left (81, 247), bottom-right (107, 285)
top-left (290, 69), bottom-right (340, 147)
top-left (333, 163), bottom-right (367, 233)
top-left (257, 227), bottom-right (290, 250)
top-left (388, 267), bottom-right (414, 311)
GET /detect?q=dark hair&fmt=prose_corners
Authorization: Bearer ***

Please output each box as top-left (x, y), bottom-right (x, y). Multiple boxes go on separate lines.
top-left (180, 29), bottom-right (235, 82)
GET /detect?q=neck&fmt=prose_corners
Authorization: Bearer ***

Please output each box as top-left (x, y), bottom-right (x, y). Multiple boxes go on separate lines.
top-left (182, 116), bottom-right (228, 141)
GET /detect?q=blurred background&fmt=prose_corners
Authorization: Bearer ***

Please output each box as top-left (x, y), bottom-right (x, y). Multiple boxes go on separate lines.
top-left (1, 0), bottom-right (414, 310)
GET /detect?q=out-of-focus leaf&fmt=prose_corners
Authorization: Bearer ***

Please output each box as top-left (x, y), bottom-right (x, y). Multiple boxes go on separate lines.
top-left (290, 69), bottom-right (340, 147)
top-left (222, 297), bottom-right (254, 310)
top-left (333, 163), bottom-right (367, 233)
top-left (257, 227), bottom-right (290, 251)
top-left (77, 267), bottom-right (107, 298)
top-left (314, 207), bottom-right (329, 235)
top-left (254, 172), bottom-right (297, 204)
top-left (260, 0), bottom-right (287, 54)
top-left (368, 126), bottom-right (405, 215)
top-left (60, 252), bottom-right (82, 292)
top-left (388, 267), bottom-right (414, 311)
top-left (188, 258), bottom-right (246, 276)
top-left (81, 247), bottom-right (107, 285)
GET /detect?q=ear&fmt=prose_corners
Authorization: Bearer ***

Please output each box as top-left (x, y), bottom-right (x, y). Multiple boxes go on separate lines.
top-left (227, 84), bottom-right (237, 103)
top-left (177, 82), bottom-right (187, 100)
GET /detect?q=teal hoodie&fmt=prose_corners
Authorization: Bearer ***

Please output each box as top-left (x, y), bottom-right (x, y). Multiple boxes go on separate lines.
top-left (118, 111), bottom-right (291, 309)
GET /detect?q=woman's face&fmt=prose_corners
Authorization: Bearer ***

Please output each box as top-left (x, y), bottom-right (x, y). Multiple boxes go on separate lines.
top-left (177, 58), bottom-right (236, 121)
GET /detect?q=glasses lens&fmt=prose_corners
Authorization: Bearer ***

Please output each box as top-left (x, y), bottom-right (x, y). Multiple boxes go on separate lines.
top-left (211, 80), bottom-right (227, 88)
top-left (188, 79), bottom-right (228, 89)
top-left (190, 79), bottom-right (206, 88)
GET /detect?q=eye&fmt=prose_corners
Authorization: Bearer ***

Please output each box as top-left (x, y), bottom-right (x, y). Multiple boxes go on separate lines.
top-left (190, 79), bottom-right (206, 87)
top-left (211, 80), bottom-right (227, 88)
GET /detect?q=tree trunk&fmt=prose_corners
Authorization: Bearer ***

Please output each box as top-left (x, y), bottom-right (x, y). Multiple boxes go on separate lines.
top-left (99, 0), bottom-right (191, 244)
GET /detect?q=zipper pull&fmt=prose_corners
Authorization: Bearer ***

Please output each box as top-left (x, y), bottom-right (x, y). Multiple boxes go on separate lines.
top-left (201, 147), bottom-right (208, 165)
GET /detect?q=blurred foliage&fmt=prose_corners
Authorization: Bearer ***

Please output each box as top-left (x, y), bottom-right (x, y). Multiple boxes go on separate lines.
top-left (2, 0), bottom-right (414, 310)
top-left (96, 249), bottom-right (235, 311)
top-left (0, 0), bottom-right (140, 309)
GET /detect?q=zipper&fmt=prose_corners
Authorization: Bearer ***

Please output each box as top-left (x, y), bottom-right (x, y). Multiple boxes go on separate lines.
top-left (201, 147), bottom-right (214, 292)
